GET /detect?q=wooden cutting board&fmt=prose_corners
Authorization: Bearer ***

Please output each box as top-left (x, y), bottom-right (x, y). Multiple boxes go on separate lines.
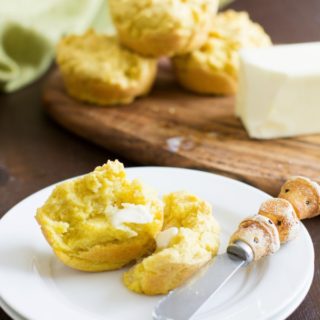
top-left (43, 64), bottom-right (320, 196)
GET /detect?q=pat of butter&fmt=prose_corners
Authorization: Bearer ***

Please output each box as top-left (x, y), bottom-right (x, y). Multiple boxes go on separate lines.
top-left (236, 42), bottom-right (320, 139)
top-left (109, 204), bottom-right (153, 236)
top-left (155, 227), bottom-right (179, 249)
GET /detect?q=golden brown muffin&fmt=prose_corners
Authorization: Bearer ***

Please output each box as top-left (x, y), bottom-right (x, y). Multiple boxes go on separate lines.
top-left (108, 0), bottom-right (218, 57)
top-left (259, 198), bottom-right (300, 244)
top-left (123, 191), bottom-right (220, 295)
top-left (278, 176), bottom-right (320, 219)
top-left (230, 214), bottom-right (280, 260)
top-left (172, 10), bottom-right (271, 95)
top-left (36, 160), bottom-right (163, 272)
top-left (56, 30), bottom-right (157, 105)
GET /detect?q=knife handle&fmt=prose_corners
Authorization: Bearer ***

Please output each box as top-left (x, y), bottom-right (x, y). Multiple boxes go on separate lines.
top-left (229, 175), bottom-right (319, 261)
top-left (278, 176), bottom-right (320, 220)
top-left (229, 215), bottom-right (280, 261)
top-left (258, 198), bottom-right (300, 244)
top-left (227, 240), bottom-right (254, 264)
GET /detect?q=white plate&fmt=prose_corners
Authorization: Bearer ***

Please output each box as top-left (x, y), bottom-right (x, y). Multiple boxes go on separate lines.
top-left (0, 297), bottom-right (26, 320)
top-left (0, 167), bottom-right (314, 320)
top-left (0, 270), bottom-right (313, 320)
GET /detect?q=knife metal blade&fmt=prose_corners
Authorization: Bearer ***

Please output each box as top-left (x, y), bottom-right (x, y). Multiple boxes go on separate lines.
top-left (152, 241), bottom-right (254, 320)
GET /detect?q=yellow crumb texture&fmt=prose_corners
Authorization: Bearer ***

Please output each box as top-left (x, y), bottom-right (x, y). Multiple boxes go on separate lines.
top-left (123, 191), bottom-right (220, 295)
top-left (172, 10), bottom-right (272, 95)
top-left (35, 160), bottom-right (163, 272)
top-left (109, 0), bottom-right (218, 57)
top-left (56, 30), bottom-right (157, 105)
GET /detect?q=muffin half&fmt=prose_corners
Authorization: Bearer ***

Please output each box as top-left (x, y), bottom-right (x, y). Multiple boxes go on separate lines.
top-left (123, 191), bottom-right (220, 295)
top-left (36, 160), bottom-right (163, 271)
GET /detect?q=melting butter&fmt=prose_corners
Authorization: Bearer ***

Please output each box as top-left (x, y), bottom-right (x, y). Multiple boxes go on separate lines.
top-left (108, 204), bottom-right (153, 236)
top-left (156, 227), bottom-right (179, 249)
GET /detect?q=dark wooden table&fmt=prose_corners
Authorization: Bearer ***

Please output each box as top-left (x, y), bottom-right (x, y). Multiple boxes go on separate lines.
top-left (1, 0), bottom-right (319, 319)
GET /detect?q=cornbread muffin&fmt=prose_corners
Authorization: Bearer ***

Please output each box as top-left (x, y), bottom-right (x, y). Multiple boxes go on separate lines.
top-left (172, 10), bottom-right (271, 95)
top-left (123, 191), bottom-right (220, 295)
top-left (279, 176), bottom-right (320, 220)
top-left (108, 0), bottom-right (218, 57)
top-left (259, 198), bottom-right (300, 244)
top-left (56, 30), bottom-right (157, 105)
top-left (36, 160), bottom-right (163, 272)
top-left (230, 215), bottom-right (280, 261)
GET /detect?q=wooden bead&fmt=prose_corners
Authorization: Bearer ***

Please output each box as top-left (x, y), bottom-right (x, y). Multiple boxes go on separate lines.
top-left (279, 176), bottom-right (320, 219)
top-left (259, 198), bottom-right (300, 244)
top-left (230, 215), bottom-right (280, 261)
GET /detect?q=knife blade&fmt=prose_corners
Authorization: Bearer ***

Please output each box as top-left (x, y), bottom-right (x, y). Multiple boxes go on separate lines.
top-left (152, 241), bottom-right (254, 320)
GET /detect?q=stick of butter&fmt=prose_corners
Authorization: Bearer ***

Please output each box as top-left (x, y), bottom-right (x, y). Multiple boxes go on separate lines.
top-left (236, 42), bottom-right (320, 139)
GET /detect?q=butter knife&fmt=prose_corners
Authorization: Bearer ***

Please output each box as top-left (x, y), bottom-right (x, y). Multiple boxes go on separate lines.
top-left (152, 240), bottom-right (254, 320)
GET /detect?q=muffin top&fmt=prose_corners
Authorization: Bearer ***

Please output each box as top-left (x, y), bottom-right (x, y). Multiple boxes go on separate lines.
top-left (36, 160), bottom-right (163, 253)
top-left (109, 0), bottom-right (218, 56)
top-left (56, 30), bottom-right (156, 88)
top-left (110, 0), bottom-right (216, 34)
top-left (173, 10), bottom-right (271, 78)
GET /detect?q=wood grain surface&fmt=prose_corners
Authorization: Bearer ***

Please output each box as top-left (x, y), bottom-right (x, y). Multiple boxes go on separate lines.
top-left (44, 66), bottom-right (320, 196)
top-left (1, 0), bottom-right (320, 319)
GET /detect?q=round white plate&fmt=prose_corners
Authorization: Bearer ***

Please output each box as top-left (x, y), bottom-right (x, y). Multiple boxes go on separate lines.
top-left (0, 297), bottom-right (26, 320)
top-left (0, 167), bottom-right (314, 320)
top-left (0, 269), bottom-right (313, 320)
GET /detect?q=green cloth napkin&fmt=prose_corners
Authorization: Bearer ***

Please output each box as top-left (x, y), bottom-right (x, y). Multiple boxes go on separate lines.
top-left (0, 0), bottom-right (230, 93)
top-left (0, 0), bottom-right (114, 92)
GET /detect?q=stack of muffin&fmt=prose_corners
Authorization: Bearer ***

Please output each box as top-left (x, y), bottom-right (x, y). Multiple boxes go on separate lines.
top-left (230, 176), bottom-right (320, 261)
top-left (56, 0), bottom-right (271, 106)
